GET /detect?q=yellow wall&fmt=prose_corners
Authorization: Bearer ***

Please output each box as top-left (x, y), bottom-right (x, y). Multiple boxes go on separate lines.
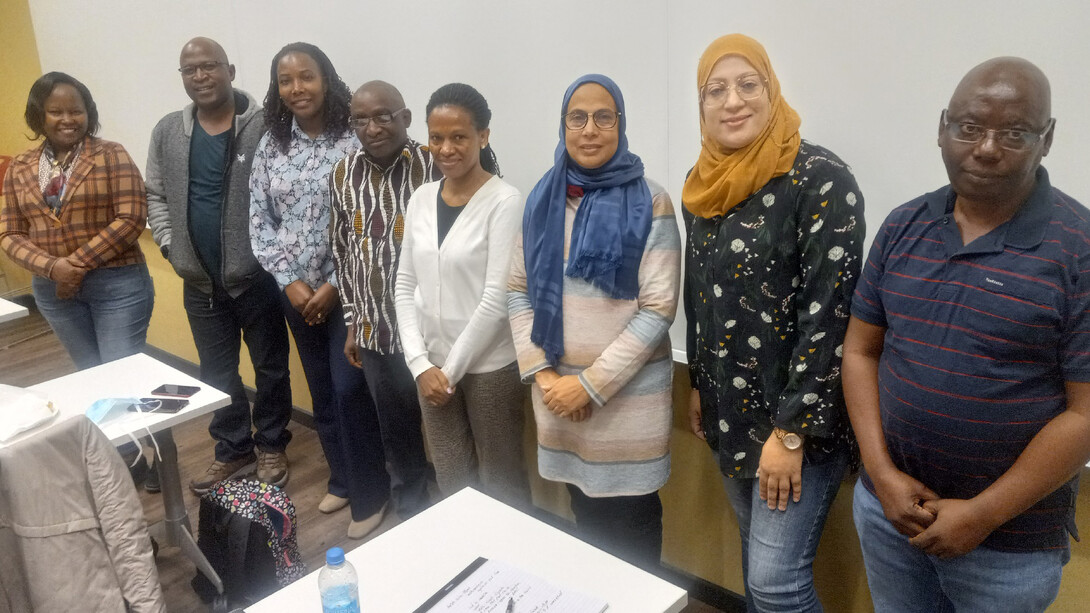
top-left (0, 0), bottom-right (41, 294)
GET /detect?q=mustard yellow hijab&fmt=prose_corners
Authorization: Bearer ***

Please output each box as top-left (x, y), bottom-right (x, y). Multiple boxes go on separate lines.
top-left (682, 34), bottom-right (801, 218)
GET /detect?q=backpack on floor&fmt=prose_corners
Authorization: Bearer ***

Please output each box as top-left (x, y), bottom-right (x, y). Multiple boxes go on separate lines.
top-left (191, 479), bottom-right (306, 608)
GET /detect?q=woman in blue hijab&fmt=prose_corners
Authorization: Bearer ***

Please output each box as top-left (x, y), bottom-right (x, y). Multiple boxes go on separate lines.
top-left (508, 74), bottom-right (681, 570)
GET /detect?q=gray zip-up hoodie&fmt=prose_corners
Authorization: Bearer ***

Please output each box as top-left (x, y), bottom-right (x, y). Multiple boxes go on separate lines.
top-left (146, 89), bottom-right (266, 297)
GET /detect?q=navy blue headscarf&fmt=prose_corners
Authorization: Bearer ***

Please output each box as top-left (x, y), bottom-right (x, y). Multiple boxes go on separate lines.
top-left (522, 74), bottom-right (653, 366)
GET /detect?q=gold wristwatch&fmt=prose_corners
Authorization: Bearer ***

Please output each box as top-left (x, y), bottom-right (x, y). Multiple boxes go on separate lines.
top-left (772, 427), bottom-right (804, 450)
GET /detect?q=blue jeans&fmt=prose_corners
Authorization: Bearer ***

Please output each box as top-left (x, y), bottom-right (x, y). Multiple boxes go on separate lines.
top-left (853, 484), bottom-right (1065, 613)
top-left (280, 297), bottom-right (388, 520)
top-left (720, 447), bottom-right (849, 613)
top-left (183, 273), bottom-right (292, 462)
top-left (32, 263), bottom-right (155, 370)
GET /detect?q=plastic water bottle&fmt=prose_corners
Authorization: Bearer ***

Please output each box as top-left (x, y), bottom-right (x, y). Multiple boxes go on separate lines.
top-left (319, 547), bottom-right (360, 613)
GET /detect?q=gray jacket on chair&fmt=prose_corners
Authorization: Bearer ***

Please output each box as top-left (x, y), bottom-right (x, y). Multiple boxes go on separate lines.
top-left (0, 416), bottom-right (165, 612)
top-left (145, 89), bottom-right (267, 298)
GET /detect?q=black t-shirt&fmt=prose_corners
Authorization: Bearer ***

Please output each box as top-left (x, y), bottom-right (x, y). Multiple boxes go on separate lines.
top-left (436, 183), bottom-right (466, 246)
top-left (188, 120), bottom-right (231, 282)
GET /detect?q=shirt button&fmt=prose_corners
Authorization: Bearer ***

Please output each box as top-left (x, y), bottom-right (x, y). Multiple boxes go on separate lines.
top-left (943, 216), bottom-right (949, 224)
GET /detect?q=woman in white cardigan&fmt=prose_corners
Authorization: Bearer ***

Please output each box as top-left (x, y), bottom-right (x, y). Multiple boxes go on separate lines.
top-left (394, 83), bottom-right (530, 506)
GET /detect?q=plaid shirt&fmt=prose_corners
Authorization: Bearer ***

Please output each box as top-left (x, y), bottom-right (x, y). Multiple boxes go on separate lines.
top-left (0, 136), bottom-right (146, 278)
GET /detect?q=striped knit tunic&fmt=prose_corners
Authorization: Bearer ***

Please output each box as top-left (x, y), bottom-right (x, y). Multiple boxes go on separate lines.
top-left (508, 179), bottom-right (681, 497)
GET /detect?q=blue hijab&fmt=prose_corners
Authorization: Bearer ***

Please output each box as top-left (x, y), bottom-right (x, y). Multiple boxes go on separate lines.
top-left (522, 74), bottom-right (653, 366)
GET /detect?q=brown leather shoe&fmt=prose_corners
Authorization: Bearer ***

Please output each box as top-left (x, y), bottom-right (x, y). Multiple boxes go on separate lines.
top-left (256, 449), bottom-right (289, 487)
top-left (189, 453), bottom-right (256, 495)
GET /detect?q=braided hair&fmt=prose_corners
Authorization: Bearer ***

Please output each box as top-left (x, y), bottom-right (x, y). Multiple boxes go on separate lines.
top-left (425, 83), bottom-right (501, 176)
top-left (263, 42), bottom-right (351, 153)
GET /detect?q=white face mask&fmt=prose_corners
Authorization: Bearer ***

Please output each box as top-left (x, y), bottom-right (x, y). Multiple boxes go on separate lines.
top-left (0, 385), bottom-right (58, 443)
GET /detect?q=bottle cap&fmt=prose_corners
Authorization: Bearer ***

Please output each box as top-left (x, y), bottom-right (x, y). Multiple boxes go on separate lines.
top-left (326, 547), bottom-right (346, 566)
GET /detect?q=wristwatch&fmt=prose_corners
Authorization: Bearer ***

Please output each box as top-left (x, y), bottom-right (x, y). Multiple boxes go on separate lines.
top-left (772, 427), bottom-right (804, 451)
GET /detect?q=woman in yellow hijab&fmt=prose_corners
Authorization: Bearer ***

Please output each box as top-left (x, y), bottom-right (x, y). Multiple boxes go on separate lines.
top-left (682, 34), bottom-right (866, 612)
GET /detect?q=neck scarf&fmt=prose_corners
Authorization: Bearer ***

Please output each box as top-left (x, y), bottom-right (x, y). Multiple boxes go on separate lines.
top-left (522, 74), bottom-right (653, 366)
top-left (682, 34), bottom-right (801, 218)
top-left (38, 141), bottom-right (81, 216)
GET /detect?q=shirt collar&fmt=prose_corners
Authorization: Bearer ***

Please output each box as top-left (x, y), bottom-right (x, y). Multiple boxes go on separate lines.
top-left (290, 117), bottom-right (332, 143)
top-left (923, 166), bottom-right (1053, 250)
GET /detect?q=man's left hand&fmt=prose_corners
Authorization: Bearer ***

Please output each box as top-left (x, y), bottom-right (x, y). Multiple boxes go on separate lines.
top-left (908, 498), bottom-right (994, 558)
top-left (542, 375), bottom-right (590, 419)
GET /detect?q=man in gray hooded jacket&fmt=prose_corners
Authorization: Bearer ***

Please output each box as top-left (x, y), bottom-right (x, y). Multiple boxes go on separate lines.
top-left (146, 37), bottom-right (292, 493)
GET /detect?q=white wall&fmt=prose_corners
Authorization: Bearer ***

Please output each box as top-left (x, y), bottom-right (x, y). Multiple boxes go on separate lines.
top-left (28, 1), bottom-right (1090, 356)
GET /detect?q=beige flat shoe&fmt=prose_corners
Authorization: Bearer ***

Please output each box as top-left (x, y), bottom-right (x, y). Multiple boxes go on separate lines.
top-left (318, 493), bottom-right (349, 514)
top-left (347, 501), bottom-right (389, 540)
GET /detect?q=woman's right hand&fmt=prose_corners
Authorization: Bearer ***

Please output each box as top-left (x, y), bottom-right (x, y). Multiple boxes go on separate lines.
top-left (417, 367), bottom-right (453, 408)
top-left (689, 389), bottom-right (706, 440)
top-left (284, 280), bottom-right (314, 314)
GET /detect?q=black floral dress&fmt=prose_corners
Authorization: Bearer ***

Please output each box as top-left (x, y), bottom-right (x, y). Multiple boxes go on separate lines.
top-left (684, 140), bottom-right (865, 479)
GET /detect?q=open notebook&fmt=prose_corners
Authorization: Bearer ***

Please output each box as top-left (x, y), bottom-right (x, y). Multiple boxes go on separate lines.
top-left (413, 557), bottom-right (608, 613)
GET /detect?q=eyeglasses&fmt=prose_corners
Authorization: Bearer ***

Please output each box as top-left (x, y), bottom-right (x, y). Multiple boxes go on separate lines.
top-left (178, 61), bottom-right (226, 78)
top-left (941, 110), bottom-right (1053, 152)
top-left (349, 108), bottom-right (407, 129)
top-left (564, 109), bottom-right (621, 131)
top-left (700, 76), bottom-right (767, 106)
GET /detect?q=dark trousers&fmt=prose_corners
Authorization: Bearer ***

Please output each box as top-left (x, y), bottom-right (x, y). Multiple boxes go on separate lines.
top-left (183, 272), bottom-right (292, 462)
top-left (356, 348), bottom-right (431, 517)
top-left (281, 298), bottom-right (388, 520)
top-left (566, 483), bottom-right (663, 572)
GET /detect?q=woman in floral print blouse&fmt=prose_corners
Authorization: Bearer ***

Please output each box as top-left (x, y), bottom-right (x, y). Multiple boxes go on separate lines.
top-left (682, 34), bottom-right (865, 612)
top-left (249, 42), bottom-right (389, 540)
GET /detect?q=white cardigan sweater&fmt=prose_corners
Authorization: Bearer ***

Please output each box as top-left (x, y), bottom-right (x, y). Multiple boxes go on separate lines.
top-left (395, 175), bottom-right (523, 385)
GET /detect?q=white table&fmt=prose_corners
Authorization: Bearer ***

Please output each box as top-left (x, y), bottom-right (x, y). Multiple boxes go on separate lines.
top-left (247, 487), bottom-right (688, 612)
top-left (0, 297), bottom-right (29, 323)
top-left (18, 353), bottom-right (231, 593)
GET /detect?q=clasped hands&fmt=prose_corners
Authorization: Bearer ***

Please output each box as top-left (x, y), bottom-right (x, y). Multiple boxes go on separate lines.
top-left (51, 255), bottom-right (88, 299)
top-left (285, 280), bottom-right (337, 326)
top-left (535, 368), bottom-right (592, 422)
top-left (871, 467), bottom-right (995, 559)
top-left (417, 367), bottom-right (453, 408)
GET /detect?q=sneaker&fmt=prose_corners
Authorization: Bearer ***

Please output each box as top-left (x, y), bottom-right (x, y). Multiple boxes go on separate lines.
top-left (189, 453), bottom-right (257, 495)
top-left (256, 449), bottom-right (289, 487)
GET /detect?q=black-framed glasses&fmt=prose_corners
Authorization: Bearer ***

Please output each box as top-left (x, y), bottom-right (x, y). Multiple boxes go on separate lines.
top-left (941, 109), bottom-right (1053, 152)
top-left (563, 109), bottom-right (621, 131)
top-left (349, 108), bottom-right (407, 129)
top-left (178, 61), bottom-right (226, 78)
top-left (700, 76), bottom-right (767, 106)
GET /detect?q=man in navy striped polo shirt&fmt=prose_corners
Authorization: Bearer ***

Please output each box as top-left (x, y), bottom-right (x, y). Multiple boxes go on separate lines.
top-left (843, 57), bottom-right (1090, 612)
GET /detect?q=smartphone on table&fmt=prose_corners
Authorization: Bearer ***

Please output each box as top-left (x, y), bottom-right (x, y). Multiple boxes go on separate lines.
top-left (150, 384), bottom-right (200, 398)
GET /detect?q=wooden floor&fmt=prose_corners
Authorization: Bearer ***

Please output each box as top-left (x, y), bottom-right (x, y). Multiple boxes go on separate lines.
top-left (0, 308), bottom-right (726, 612)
